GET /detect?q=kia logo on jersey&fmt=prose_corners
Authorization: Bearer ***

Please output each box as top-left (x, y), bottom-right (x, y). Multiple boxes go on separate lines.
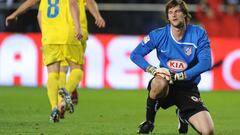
top-left (167, 60), bottom-right (188, 71)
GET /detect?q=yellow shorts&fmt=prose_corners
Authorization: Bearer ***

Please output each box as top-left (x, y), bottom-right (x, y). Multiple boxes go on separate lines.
top-left (43, 42), bottom-right (86, 66)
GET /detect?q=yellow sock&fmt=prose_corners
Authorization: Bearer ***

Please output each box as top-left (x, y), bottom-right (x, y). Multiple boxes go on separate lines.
top-left (47, 72), bottom-right (59, 110)
top-left (59, 72), bottom-right (67, 88)
top-left (65, 69), bottom-right (83, 94)
top-left (58, 72), bottom-right (66, 104)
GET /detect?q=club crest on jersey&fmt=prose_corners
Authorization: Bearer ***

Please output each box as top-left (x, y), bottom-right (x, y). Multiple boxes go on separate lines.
top-left (167, 59), bottom-right (188, 71)
top-left (143, 35), bottom-right (150, 44)
top-left (184, 46), bottom-right (192, 56)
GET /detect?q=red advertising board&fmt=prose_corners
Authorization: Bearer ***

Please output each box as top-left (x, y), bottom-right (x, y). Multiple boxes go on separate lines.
top-left (211, 38), bottom-right (240, 90)
top-left (0, 33), bottom-right (239, 90)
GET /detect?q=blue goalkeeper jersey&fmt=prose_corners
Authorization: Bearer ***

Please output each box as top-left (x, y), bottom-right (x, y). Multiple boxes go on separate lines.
top-left (130, 24), bottom-right (212, 84)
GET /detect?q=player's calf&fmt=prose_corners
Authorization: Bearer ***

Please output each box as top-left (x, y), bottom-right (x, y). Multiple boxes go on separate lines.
top-left (176, 108), bottom-right (188, 134)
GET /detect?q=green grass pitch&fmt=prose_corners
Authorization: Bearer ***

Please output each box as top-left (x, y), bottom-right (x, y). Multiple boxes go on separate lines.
top-left (0, 86), bottom-right (240, 135)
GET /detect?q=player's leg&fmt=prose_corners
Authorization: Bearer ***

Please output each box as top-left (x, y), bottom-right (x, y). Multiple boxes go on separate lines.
top-left (43, 44), bottom-right (62, 122)
top-left (58, 62), bottom-right (68, 118)
top-left (58, 62), bottom-right (74, 114)
top-left (138, 76), bottom-right (169, 134)
top-left (59, 63), bottom-right (68, 88)
top-left (59, 61), bottom-right (78, 106)
top-left (61, 44), bottom-right (84, 113)
top-left (70, 42), bottom-right (87, 105)
top-left (176, 108), bottom-right (188, 134)
top-left (58, 61), bottom-right (82, 114)
top-left (58, 87), bottom-right (74, 113)
top-left (47, 62), bottom-right (60, 112)
top-left (175, 86), bottom-right (214, 135)
top-left (47, 62), bottom-right (61, 122)
top-left (64, 43), bottom-right (85, 95)
top-left (147, 77), bottom-right (169, 123)
top-left (58, 60), bottom-right (79, 118)
top-left (188, 111), bottom-right (214, 135)
top-left (65, 62), bottom-right (83, 94)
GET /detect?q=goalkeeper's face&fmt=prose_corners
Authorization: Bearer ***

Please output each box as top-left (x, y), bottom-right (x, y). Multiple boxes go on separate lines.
top-left (168, 5), bottom-right (185, 28)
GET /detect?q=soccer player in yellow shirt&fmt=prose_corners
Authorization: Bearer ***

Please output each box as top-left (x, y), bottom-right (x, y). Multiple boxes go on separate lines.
top-left (6, 0), bottom-right (82, 123)
top-left (57, 0), bottom-right (106, 118)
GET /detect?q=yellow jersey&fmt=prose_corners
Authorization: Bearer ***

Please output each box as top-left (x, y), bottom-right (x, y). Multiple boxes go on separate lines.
top-left (39, 0), bottom-right (69, 45)
top-left (67, 0), bottom-right (88, 45)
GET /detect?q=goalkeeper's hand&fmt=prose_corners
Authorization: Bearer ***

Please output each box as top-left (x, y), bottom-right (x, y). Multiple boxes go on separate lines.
top-left (146, 66), bottom-right (171, 81)
top-left (171, 72), bottom-right (186, 81)
top-left (155, 68), bottom-right (171, 81)
top-left (146, 65), bottom-right (157, 76)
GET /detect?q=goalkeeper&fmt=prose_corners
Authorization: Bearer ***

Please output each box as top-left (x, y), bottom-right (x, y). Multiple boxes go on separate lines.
top-left (130, 0), bottom-right (214, 134)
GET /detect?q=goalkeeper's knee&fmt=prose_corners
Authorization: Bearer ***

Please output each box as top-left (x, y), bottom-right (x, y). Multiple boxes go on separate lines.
top-left (149, 77), bottom-right (169, 99)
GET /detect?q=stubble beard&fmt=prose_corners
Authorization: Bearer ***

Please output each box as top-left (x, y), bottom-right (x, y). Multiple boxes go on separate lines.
top-left (172, 21), bottom-right (185, 29)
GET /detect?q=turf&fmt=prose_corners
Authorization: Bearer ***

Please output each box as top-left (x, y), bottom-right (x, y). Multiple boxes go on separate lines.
top-left (0, 86), bottom-right (239, 135)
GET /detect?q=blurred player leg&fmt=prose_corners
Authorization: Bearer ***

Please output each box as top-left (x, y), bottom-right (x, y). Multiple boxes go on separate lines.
top-left (64, 43), bottom-right (84, 96)
top-left (59, 62), bottom-right (78, 105)
top-left (46, 62), bottom-right (60, 122)
top-left (58, 62), bottom-right (74, 114)
top-left (58, 59), bottom-right (80, 118)
top-left (43, 44), bottom-right (63, 122)
top-left (58, 69), bottom-right (79, 118)
top-left (59, 65), bottom-right (68, 88)
top-left (65, 63), bottom-right (83, 94)
top-left (60, 44), bottom-right (84, 115)
top-left (47, 72), bottom-right (59, 111)
top-left (60, 66), bottom-right (82, 114)
top-left (70, 41), bottom-right (87, 105)
top-left (58, 63), bottom-right (68, 118)
top-left (59, 87), bottom-right (74, 113)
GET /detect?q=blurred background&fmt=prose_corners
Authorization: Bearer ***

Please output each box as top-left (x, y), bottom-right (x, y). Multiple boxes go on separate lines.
top-left (0, 0), bottom-right (240, 91)
top-left (0, 1), bottom-right (240, 134)
top-left (1, 0), bottom-right (240, 35)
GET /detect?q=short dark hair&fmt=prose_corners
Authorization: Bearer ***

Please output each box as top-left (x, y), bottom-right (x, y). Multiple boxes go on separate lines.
top-left (165, 0), bottom-right (191, 23)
